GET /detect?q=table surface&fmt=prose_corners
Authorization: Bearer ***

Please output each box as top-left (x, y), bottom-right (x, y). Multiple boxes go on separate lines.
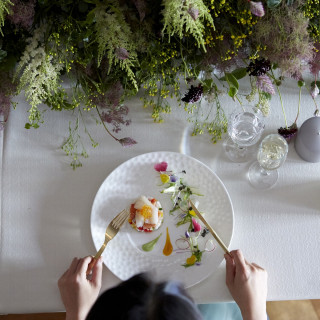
top-left (1, 79), bottom-right (320, 313)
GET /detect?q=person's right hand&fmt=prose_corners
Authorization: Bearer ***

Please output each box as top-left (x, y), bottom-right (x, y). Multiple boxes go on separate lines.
top-left (225, 249), bottom-right (268, 320)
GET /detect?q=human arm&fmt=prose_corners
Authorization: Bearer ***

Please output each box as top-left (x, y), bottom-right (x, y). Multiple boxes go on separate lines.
top-left (58, 256), bottom-right (103, 320)
top-left (225, 249), bottom-right (268, 320)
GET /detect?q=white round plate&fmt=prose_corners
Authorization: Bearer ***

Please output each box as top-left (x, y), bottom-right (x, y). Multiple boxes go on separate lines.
top-left (90, 151), bottom-right (233, 288)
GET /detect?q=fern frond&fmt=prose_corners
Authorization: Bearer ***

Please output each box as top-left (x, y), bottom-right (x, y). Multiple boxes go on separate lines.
top-left (162, 0), bottom-right (214, 51)
top-left (15, 26), bottom-right (64, 128)
top-left (94, 3), bottom-right (138, 90)
top-left (0, 0), bottom-right (13, 35)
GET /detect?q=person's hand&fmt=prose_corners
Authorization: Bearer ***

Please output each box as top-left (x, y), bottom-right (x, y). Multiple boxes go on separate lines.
top-left (225, 250), bottom-right (268, 320)
top-left (58, 256), bottom-right (103, 320)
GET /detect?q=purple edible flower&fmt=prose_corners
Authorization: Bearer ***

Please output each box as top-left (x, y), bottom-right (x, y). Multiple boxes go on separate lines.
top-left (185, 231), bottom-right (190, 238)
top-left (170, 175), bottom-right (178, 182)
top-left (179, 213), bottom-right (187, 219)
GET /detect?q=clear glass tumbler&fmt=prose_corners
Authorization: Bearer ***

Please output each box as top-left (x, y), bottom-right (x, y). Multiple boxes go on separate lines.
top-left (224, 105), bottom-right (265, 162)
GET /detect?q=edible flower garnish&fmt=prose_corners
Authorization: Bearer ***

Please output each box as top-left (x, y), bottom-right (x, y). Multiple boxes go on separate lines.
top-left (186, 255), bottom-right (196, 265)
top-left (175, 231), bottom-right (215, 268)
top-left (189, 209), bottom-right (196, 217)
top-left (154, 162), bottom-right (168, 172)
top-left (170, 175), bottom-right (178, 183)
top-left (192, 218), bottom-right (201, 232)
top-left (154, 162), bottom-right (202, 229)
top-left (176, 231), bottom-right (214, 268)
top-left (154, 161), bottom-right (213, 268)
top-left (160, 174), bottom-right (170, 184)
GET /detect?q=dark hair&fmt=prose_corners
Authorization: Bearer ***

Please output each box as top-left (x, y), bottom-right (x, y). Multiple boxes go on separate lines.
top-left (86, 273), bottom-right (203, 320)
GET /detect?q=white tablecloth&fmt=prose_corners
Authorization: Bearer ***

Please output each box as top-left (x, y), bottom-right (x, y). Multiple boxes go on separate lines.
top-left (1, 80), bottom-right (320, 313)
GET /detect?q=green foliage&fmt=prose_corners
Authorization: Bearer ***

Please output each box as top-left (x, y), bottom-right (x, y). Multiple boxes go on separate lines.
top-left (187, 82), bottom-right (227, 143)
top-left (94, 3), bottom-right (138, 90)
top-left (252, 5), bottom-right (314, 76)
top-left (162, 0), bottom-right (214, 51)
top-left (267, 0), bottom-right (282, 8)
top-left (303, 0), bottom-right (320, 41)
top-left (14, 26), bottom-right (64, 128)
top-left (225, 73), bottom-right (239, 98)
top-left (0, 0), bottom-right (12, 35)
top-left (1, 0), bottom-right (320, 167)
top-left (62, 109), bottom-right (98, 170)
top-left (0, 48), bottom-right (7, 62)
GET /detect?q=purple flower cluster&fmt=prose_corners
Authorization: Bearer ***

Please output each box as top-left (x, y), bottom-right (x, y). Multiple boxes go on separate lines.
top-left (278, 123), bottom-right (298, 143)
top-left (247, 58), bottom-right (271, 77)
top-left (251, 6), bottom-right (314, 79)
top-left (105, 81), bottom-right (124, 108)
top-left (100, 105), bottom-right (131, 133)
top-left (92, 82), bottom-right (131, 133)
top-left (309, 43), bottom-right (320, 77)
top-left (7, 0), bottom-right (36, 30)
top-left (256, 75), bottom-right (275, 95)
top-left (249, 1), bottom-right (265, 17)
top-left (181, 84), bottom-right (203, 104)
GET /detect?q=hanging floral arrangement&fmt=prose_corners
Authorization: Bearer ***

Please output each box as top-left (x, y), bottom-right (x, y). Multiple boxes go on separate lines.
top-left (0, 0), bottom-right (319, 167)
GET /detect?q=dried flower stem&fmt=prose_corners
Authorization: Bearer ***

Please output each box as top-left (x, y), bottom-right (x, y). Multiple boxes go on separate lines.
top-left (276, 85), bottom-right (287, 127)
top-left (95, 105), bottom-right (119, 142)
top-left (295, 86), bottom-right (302, 124)
top-left (270, 69), bottom-right (288, 128)
top-left (313, 75), bottom-right (319, 112)
top-left (180, 41), bottom-right (191, 79)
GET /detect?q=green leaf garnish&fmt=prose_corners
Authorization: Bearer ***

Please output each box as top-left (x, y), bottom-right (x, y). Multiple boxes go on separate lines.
top-left (142, 233), bottom-right (162, 252)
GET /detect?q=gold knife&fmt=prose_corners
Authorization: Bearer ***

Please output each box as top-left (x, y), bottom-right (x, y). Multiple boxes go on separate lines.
top-left (189, 200), bottom-right (232, 257)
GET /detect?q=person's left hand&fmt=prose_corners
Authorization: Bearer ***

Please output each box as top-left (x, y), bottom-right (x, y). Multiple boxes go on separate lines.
top-left (58, 256), bottom-right (103, 320)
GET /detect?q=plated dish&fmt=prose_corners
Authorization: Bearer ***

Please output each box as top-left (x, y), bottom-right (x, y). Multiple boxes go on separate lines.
top-left (128, 196), bottom-right (164, 232)
top-left (90, 151), bottom-right (234, 288)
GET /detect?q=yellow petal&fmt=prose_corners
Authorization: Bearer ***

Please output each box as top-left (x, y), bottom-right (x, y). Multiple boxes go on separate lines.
top-left (189, 210), bottom-right (196, 217)
top-left (160, 174), bottom-right (170, 183)
top-left (186, 255), bottom-right (196, 265)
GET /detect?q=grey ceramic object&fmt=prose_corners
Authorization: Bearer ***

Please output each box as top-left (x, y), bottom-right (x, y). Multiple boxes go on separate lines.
top-left (295, 112), bottom-right (320, 162)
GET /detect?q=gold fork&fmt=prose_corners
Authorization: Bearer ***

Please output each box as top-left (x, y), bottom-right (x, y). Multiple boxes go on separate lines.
top-left (87, 209), bottom-right (129, 275)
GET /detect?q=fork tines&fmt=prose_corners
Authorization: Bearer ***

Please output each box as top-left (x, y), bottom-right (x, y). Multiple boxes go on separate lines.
top-left (111, 209), bottom-right (129, 228)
